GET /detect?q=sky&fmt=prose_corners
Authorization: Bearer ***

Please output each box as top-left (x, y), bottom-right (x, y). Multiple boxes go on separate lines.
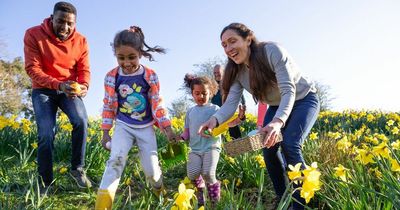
top-left (1, 0), bottom-right (400, 117)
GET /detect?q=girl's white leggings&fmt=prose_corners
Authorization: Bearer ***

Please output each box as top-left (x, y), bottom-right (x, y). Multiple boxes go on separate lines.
top-left (99, 121), bottom-right (163, 192)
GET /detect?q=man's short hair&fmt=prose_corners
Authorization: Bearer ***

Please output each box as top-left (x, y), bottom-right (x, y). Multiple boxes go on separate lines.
top-left (53, 1), bottom-right (77, 15)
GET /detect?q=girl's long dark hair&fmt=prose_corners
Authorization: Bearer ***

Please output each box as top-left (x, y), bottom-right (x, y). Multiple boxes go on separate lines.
top-left (220, 23), bottom-right (277, 103)
top-left (112, 26), bottom-right (165, 61)
top-left (183, 74), bottom-right (218, 96)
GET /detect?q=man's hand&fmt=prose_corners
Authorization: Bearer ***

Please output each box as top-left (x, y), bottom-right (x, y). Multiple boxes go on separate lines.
top-left (59, 81), bottom-right (87, 99)
top-left (60, 81), bottom-right (78, 99)
top-left (79, 84), bottom-right (88, 97)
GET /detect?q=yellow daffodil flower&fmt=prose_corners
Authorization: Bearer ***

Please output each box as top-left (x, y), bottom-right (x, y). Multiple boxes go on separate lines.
top-left (372, 142), bottom-right (391, 159)
top-left (309, 132), bottom-right (318, 141)
top-left (355, 148), bottom-right (375, 165)
top-left (288, 163), bottom-right (302, 184)
top-left (391, 140), bottom-right (400, 150)
top-left (173, 183), bottom-right (195, 210)
top-left (334, 164), bottom-right (349, 181)
top-left (31, 142), bottom-right (38, 149)
top-left (59, 167), bottom-right (68, 174)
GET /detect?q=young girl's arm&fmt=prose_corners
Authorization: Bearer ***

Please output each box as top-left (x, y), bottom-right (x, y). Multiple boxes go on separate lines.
top-left (180, 128), bottom-right (189, 140)
top-left (101, 69), bottom-right (118, 130)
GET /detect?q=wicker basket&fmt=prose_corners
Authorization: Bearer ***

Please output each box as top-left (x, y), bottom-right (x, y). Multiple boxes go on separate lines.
top-left (224, 132), bottom-right (283, 157)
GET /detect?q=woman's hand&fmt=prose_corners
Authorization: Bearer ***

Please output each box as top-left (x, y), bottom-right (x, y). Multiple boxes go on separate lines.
top-left (198, 116), bottom-right (218, 137)
top-left (101, 130), bottom-right (112, 151)
top-left (260, 118), bottom-right (284, 148)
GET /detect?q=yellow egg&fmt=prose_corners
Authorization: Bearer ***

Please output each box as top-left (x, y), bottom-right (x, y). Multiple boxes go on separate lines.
top-left (70, 82), bottom-right (81, 94)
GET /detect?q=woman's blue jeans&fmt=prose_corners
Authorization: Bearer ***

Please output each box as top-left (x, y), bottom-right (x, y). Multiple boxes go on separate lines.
top-left (262, 92), bottom-right (320, 209)
top-left (32, 89), bottom-right (88, 186)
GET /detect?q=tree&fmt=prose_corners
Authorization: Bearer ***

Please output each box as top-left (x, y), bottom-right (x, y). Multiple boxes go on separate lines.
top-left (314, 81), bottom-right (334, 111)
top-left (179, 56), bottom-right (226, 95)
top-left (167, 96), bottom-right (193, 118)
top-left (0, 57), bottom-right (33, 118)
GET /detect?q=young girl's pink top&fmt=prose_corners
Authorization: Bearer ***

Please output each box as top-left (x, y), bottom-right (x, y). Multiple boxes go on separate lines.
top-left (101, 66), bottom-right (171, 130)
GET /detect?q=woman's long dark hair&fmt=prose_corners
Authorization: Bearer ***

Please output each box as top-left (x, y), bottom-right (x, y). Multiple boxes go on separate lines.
top-left (220, 23), bottom-right (277, 103)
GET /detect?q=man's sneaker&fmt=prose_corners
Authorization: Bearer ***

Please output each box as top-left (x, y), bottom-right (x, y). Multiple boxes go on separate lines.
top-left (70, 168), bottom-right (92, 188)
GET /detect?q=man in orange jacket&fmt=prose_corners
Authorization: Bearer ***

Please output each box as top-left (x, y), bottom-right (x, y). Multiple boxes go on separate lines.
top-left (24, 1), bottom-right (92, 194)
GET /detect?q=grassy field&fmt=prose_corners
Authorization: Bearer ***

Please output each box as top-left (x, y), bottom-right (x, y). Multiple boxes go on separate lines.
top-left (0, 111), bottom-right (399, 209)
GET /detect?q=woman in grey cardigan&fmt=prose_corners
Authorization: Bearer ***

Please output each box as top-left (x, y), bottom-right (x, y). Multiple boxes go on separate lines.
top-left (198, 23), bottom-right (320, 209)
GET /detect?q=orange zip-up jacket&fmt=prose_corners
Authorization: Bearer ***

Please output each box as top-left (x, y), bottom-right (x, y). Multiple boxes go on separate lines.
top-left (24, 17), bottom-right (90, 90)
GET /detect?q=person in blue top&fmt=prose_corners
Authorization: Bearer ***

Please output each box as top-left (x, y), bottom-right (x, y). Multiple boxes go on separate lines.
top-left (211, 64), bottom-right (246, 139)
top-left (181, 74), bottom-right (244, 207)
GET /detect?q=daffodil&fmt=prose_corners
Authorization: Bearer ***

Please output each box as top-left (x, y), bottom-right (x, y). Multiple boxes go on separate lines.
top-left (172, 183), bottom-right (195, 210)
top-left (59, 167), bottom-right (68, 174)
top-left (309, 132), bottom-right (318, 141)
top-left (390, 158), bottom-right (400, 172)
top-left (300, 163), bottom-right (321, 203)
top-left (355, 148), bottom-right (375, 165)
top-left (9, 115), bottom-right (20, 130)
top-left (21, 118), bottom-right (32, 134)
top-left (181, 177), bottom-right (194, 189)
top-left (334, 164), bottom-right (349, 181)
top-left (222, 179), bottom-right (230, 186)
top-left (60, 123), bottom-right (73, 132)
top-left (392, 127), bottom-right (399, 135)
top-left (387, 120), bottom-right (395, 126)
top-left (366, 113), bottom-right (375, 122)
top-left (369, 167), bottom-right (382, 179)
top-left (0, 116), bottom-right (8, 130)
top-left (124, 177), bottom-right (131, 185)
top-left (255, 154), bottom-right (266, 168)
top-left (288, 163), bottom-right (302, 184)
top-left (225, 156), bottom-right (235, 164)
top-left (236, 178), bottom-right (242, 187)
top-left (372, 142), bottom-right (391, 159)
top-left (391, 140), bottom-right (400, 150)
top-left (31, 142), bottom-right (38, 149)
top-left (336, 136), bottom-right (352, 152)
top-left (327, 131), bottom-right (341, 140)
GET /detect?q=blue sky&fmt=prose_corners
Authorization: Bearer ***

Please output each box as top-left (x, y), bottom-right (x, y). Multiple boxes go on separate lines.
top-left (1, 0), bottom-right (399, 117)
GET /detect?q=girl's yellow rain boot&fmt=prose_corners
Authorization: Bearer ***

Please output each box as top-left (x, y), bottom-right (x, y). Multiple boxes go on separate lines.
top-left (153, 184), bottom-right (167, 198)
top-left (95, 189), bottom-right (115, 210)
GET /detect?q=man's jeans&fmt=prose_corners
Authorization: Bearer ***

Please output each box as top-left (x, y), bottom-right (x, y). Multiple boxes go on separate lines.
top-left (262, 92), bottom-right (320, 209)
top-left (32, 89), bottom-right (88, 186)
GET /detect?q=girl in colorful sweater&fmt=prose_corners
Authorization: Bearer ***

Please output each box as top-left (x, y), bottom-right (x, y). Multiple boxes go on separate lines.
top-left (95, 26), bottom-right (176, 210)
